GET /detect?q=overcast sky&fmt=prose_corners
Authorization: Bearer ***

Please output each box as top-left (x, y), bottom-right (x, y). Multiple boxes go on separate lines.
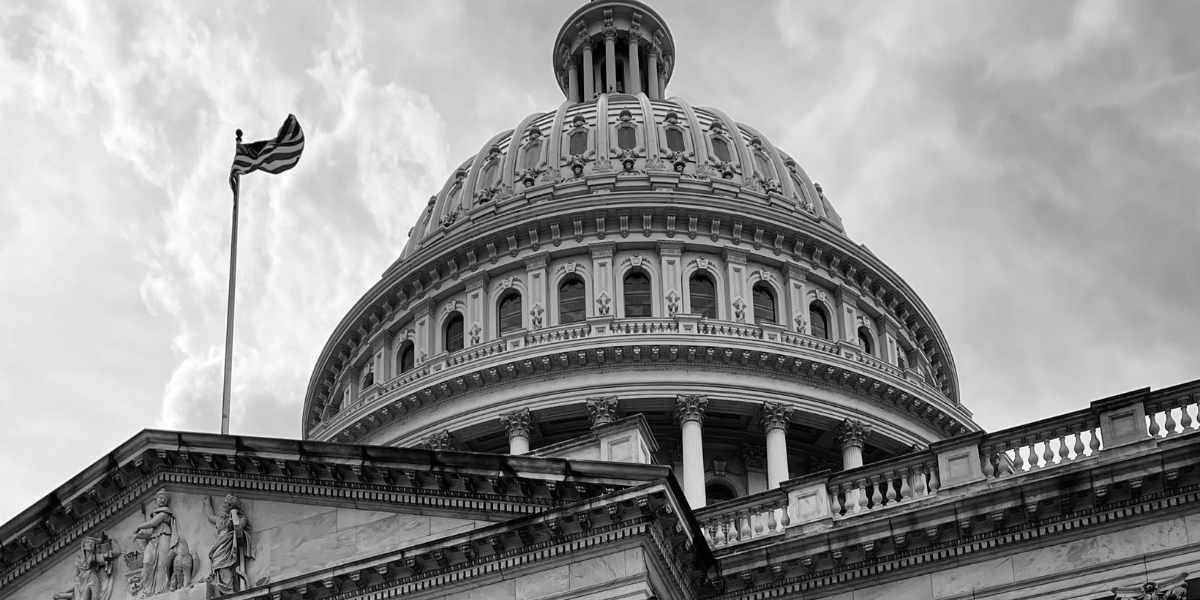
top-left (1, 0), bottom-right (1198, 522)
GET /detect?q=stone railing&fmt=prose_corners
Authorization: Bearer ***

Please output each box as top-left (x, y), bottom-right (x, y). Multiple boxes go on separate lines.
top-left (694, 488), bottom-right (790, 549)
top-left (695, 379), bottom-right (1200, 552)
top-left (826, 452), bottom-right (941, 518)
top-left (979, 408), bottom-right (1102, 478)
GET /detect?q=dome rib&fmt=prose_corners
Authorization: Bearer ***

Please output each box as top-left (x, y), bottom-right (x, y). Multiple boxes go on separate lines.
top-left (668, 96), bottom-right (710, 166)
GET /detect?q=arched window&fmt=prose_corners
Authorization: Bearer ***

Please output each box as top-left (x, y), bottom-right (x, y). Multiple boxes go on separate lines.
top-left (498, 291), bottom-right (523, 335)
top-left (397, 341), bottom-right (415, 374)
top-left (617, 126), bottom-right (636, 150)
top-left (706, 482), bottom-right (737, 502)
top-left (444, 312), bottom-right (464, 353)
top-left (858, 327), bottom-right (874, 356)
top-left (623, 270), bottom-right (652, 317)
top-left (689, 272), bottom-right (716, 319)
top-left (361, 365), bottom-right (374, 388)
top-left (569, 130), bottom-right (588, 155)
top-left (559, 276), bottom-right (586, 324)
top-left (522, 141), bottom-right (541, 170)
top-left (810, 303), bottom-right (830, 340)
top-left (752, 283), bottom-right (776, 325)
top-left (711, 137), bottom-right (732, 162)
top-left (665, 128), bottom-right (686, 152)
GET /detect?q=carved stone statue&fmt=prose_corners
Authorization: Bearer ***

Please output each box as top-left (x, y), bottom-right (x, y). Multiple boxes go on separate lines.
top-left (131, 489), bottom-right (191, 597)
top-left (1113, 573), bottom-right (1188, 600)
top-left (53, 533), bottom-right (118, 600)
top-left (202, 494), bottom-right (254, 598)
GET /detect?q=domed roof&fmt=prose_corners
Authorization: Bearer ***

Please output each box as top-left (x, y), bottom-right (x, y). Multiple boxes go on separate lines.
top-left (398, 94), bottom-right (847, 264)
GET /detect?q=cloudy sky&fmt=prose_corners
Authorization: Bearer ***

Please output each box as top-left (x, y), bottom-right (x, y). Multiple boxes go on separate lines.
top-left (1, 0), bottom-right (1198, 521)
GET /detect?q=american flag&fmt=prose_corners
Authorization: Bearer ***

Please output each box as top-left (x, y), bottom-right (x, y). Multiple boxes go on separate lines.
top-left (229, 114), bottom-right (305, 194)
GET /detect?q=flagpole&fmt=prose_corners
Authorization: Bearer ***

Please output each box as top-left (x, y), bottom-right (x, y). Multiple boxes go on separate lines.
top-left (221, 129), bottom-right (243, 436)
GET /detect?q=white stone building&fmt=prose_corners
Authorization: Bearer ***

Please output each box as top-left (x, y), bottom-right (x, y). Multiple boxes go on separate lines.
top-left (2, 2), bottom-right (1198, 600)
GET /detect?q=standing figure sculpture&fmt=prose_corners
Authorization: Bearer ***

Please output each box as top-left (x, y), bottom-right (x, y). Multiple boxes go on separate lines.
top-left (131, 489), bottom-right (189, 597)
top-left (53, 533), bottom-right (119, 600)
top-left (202, 494), bottom-right (254, 598)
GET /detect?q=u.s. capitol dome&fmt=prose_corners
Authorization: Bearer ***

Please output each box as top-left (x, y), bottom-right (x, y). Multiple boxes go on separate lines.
top-left (302, 0), bottom-right (975, 507)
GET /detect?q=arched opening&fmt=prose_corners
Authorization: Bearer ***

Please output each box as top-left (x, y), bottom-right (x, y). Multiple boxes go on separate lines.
top-left (705, 481), bottom-right (738, 503)
top-left (752, 283), bottom-right (776, 325)
top-left (689, 272), bottom-right (716, 319)
top-left (858, 326), bottom-right (874, 356)
top-left (559, 276), bottom-right (586, 324)
top-left (444, 312), bottom-right (465, 353)
top-left (397, 341), bottom-right (415, 374)
top-left (498, 291), bottom-right (523, 335)
top-left (809, 303), bottom-right (830, 340)
top-left (623, 270), bottom-right (652, 317)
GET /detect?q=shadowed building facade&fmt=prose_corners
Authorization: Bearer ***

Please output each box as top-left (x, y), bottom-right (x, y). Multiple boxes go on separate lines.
top-left (2, 2), bottom-right (1199, 600)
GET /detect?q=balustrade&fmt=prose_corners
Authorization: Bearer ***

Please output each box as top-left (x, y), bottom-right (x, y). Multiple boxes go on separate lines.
top-left (827, 455), bottom-right (939, 517)
top-left (979, 409), bottom-right (1101, 478)
top-left (695, 489), bottom-right (789, 548)
top-left (1145, 393), bottom-right (1199, 438)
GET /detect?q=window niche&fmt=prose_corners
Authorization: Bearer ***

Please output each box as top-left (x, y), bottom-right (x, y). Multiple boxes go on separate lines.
top-left (444, 312), bottom-right (465, 353)
top-left (397, 340), bottom-right (416, 374)
top-left (559, 276), bottom-right (587, 324)
top-left (752, 283), bottom-right (776, 325)
top-left (689, 272), bottom-right (717, 319)
top-left (809, 303), bottom-right (831, 340)
top-left (498, 291), bottom-right (524, 335)
top-left (623, 269), bottom-right (652, 317)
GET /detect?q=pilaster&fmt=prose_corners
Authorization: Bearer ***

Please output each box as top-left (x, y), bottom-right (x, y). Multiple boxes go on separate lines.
top-left (658, 241), bottom-right (684, 317)
top-left (723, 247), bottom-right (749, 323)
top-left (785, 263), bottom-right (809, 334)
top-left (835, 285), bottom-right (860, 344)
top-left (590, 242), bottom-right (616, 318)
top-left (524, 252), bottom-right (549, 331)
top-left (463, 272), bottom-right (489, 347)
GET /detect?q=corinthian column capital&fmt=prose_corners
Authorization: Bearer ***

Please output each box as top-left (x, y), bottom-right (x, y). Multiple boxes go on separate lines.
top-left (675, 394), bottom-right (708, 424)
top-left (422, 430), bottom-right (458, 451)
top-left (834, 418), bottom-right (871, 450)
top-left (586, 396), bottom-right (620, 428)
top-left (500, 408), bottom-right (535, 439)
top-left (761, 401), bottom-right (793, 432)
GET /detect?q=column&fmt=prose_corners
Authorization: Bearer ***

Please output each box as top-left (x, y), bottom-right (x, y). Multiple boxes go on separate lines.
top-left (761, 402), bottom-right (793, 488)
top-left (657, 62), bottom-right (666, 98)
top-left (627, 38), bottom-right (641, 96)
top-left (675, 394), bottom-right (709, 507)
top-left (422, 430), bottom-right (457, 451)
top-left (464, 272), bottom-right (489, 346)
top-left (742, 444), bottom-right (768, 494)
top-left (500, 408), bottom-right (534, 455)
top-left (586, 396), bottom-right (619, 428)
top-left (835, 418), bottom-right (870, 470)
top-left (657, 241), bottom-right (683, 317)
top-left (724, 248), bottom-right (749, 323)
top-left (582, 42), bottom-right (595, 100)
top-left (647, 50), bottom-right (660, 99)
top-left (784, 264), bottom-right (810, 335)
top-left (566, 55), bottom-right (579, 103)
top-left (525, 252), bottom-right (549, 331)
top-left (604, 30), bottom-right (617, 93)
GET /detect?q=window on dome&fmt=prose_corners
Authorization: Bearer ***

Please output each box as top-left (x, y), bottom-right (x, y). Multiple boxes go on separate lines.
top-left (569, 130), bottom-right (588, 155)
top-left (858, 327), bottom-right (874, 356)
top-left (666, 128), bottom-right (686, 152)
top-left (498, 291), bottom-right (523, 335)
top-left (617, 126), bottom-right (636, 150)
top-left (444, 312), bottom-right (464, 353)
top-left (398, 341), bottom-right (415, 374)
top-left (705, 482), bottom-right (737, 503)
top-left (809, 303), bottom-right (830, 340)
top-left (689, 273), bottom-right (716, 319)
top-left (711, 136), bottom-right (732, 162)
top-left (559, 276), bottom-right (586, 324)
top-left (753, 153), bottom-right (773, 177)
top-left (522, 140), bottom-right (542, 170)
top-left (752, 283), bottom-right (776, 325)
top-left (478, 162), bottom-right (500, 201)
top-left (623, 270), bottom-right (652, 317)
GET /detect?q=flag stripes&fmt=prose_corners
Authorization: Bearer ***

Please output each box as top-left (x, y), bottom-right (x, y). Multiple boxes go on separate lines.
top-left (229, 114), bottom-right (305, 194)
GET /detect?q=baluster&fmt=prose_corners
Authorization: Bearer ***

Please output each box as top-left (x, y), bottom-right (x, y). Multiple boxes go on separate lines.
top-left (1042, 437), bottom-right (1056, 467)
top-left (780, 500), bottom-right (792, 528)
top-left (912, 466), bottom-right (927, 496)
top-left (869, 476), bottom-right (884, 508)
top-left (830, 487), bottom-right (844, 516)
top-left (1164, 406), bottom-right (1178, 437)
top-left (981, 446), bottom-right (995, 478)
top-left (1056, 434), bottom-right (1071, 463)
top-left (1011, 442), bottom-right (1026, 472)
top-left (1181, 402), bottom-right (1194, 431)
top-left (766, 504), bottom-right (778, 533)
top-left (857, 479), bottom-right (870, 513)
top-left (701, 521), bottom-right (713, 544)
top-left (927, 465), bottom-right (941, 493)
top-left (1148, 411), bottom-right (1161, 437)
top-left (739, 510), bottom-right (752, 541)
top-left (1072, 432), bottom-right (1085, 460)
top-left (1089, 428), bottom-right (1102, 453)
top-left (885, 473), bottom-right (898, 504)
top-left (715, 521), bottom-right (727, 545)
top-left (899, 468), bottom-right (913, 500)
